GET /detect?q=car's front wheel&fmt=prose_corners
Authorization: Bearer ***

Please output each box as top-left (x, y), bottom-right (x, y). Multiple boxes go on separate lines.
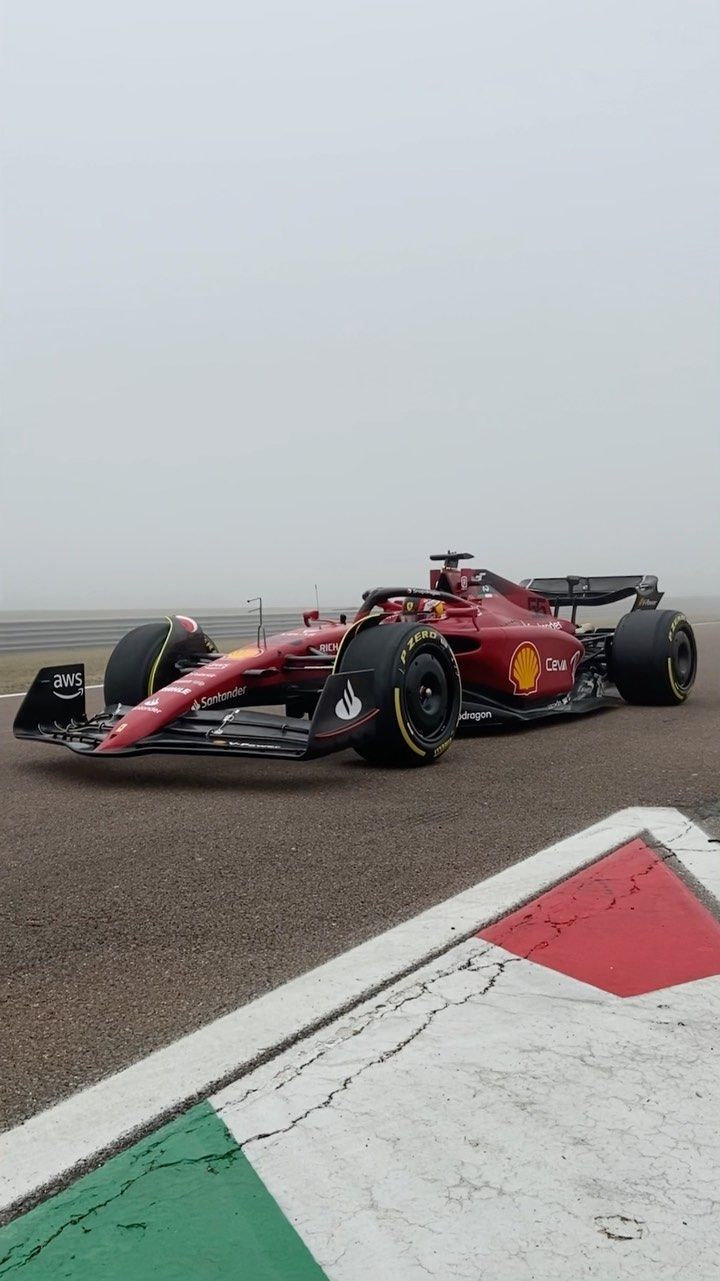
top-left (336, 621), bottom-right (462, 765)
top-left (103, 616), bottom-right (216, 706)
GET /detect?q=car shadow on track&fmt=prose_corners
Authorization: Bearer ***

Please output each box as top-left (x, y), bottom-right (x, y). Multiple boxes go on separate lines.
top-left (23, 755), bottom-right (363, 794)
top-left (22, 713), bottom-right (603, 793)
top-left (455, 706), bottom-right (615, 739)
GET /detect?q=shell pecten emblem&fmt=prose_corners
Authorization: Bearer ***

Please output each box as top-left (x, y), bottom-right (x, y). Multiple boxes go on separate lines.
top-left (509, 642), bottom-right (541, 695)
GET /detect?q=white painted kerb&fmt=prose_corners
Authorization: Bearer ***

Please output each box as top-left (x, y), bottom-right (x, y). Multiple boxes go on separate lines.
top-left (0, 806), bottom-right (716, 1216)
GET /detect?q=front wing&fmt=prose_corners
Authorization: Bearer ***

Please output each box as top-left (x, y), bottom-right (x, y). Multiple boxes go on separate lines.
top-left (13, 665), bottom-right (379, 761)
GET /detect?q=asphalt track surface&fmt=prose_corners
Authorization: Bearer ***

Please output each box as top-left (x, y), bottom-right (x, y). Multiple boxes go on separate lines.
top-left (1, 628), bottom-right (719, 1131)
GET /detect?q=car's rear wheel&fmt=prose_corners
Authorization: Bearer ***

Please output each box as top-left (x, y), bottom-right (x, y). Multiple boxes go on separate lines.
top-left (336, 621), bottom-right (461, 765)
top-left (609, 610), bottom-right (697, 705)
top-left (104, 616), bottom-right (216, 707)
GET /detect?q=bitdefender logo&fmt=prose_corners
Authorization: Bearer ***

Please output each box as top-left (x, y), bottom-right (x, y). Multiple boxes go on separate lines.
top-left (335, 679), bottom-right (362, 721)
top-left (53, 671), bottom-right (83, 700)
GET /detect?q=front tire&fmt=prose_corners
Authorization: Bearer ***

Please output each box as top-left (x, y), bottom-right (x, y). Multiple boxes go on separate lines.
top-left (104, 616), bottom-right (216, 707)
top-left (610, 610), bottom-right (697, 705)
top-left (336, 621), bottom-right (461, 765)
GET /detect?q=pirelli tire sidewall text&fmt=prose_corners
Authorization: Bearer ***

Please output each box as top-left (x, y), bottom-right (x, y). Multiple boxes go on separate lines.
top-left (337, 623), bottom-right (462, 766)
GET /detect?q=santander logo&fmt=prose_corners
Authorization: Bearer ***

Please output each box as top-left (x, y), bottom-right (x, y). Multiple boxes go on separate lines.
top-left (335, 679), bottom-right (363, 721)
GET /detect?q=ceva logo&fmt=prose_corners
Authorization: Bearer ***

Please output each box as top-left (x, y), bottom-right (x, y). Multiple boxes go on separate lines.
top-left (335, 679), bottom-right (362, 721)
top-left (53, 671), bottom-right (83, 700)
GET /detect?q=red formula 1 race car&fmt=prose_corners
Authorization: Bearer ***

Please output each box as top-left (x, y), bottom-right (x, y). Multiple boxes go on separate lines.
top-left (14, 552), bottom-right (697, 768)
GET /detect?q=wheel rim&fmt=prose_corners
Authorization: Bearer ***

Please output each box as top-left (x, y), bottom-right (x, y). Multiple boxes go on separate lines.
top-left (403, 653), bottom-right (453, 741)
top-left (672, 628), bottom-right (696, 691)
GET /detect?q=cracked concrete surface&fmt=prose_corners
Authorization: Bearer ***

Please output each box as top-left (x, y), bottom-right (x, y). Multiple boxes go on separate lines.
top-left (0, 1120), bottom-right (239, 1275)
top-left (0, 1099), bottom-right (332, 1281)
top-left (227, 951), bottom-right (515, 1154)
top-left (2, 808), bottom-right (719, 1279)
top-left (215, 937), bottom-right (720, 1281)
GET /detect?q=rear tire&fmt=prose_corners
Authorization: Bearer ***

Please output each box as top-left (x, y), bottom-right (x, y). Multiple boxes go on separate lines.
top-left (336, 622), bottom-right (461, 765)
top-left (104, 617), bottom-right (216, 707)
top-left (610, 610), bottom-right (697, 705)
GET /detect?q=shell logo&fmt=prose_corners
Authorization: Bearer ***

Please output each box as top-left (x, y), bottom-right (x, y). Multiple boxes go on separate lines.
top-left (509, 642), bottom-right (541, 695)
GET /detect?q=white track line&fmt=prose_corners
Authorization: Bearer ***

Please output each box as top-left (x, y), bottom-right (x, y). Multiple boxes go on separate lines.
top-left (0, 684), bottom-right (103, 700)
top-left (0, 806), bottom-right (716, 1218)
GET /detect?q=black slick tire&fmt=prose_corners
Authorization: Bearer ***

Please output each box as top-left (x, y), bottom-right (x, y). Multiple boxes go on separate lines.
top-left (103, 617), bottom-right (216, 707)
top-left (336, 621), bottom-right (461, 766)
top-left (610, 610), bottom-right (697, 705)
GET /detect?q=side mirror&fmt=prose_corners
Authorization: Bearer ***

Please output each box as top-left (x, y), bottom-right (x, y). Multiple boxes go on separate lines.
top-left (303, 609), bottom-right (319, 626)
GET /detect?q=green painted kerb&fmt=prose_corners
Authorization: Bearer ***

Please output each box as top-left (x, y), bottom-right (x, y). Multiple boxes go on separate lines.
top-left (0, 1101), bottom-right (329, 1280)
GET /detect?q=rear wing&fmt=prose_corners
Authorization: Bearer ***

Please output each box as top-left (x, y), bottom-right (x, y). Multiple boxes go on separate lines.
top-left (521, 575), bottom-right (663, 619)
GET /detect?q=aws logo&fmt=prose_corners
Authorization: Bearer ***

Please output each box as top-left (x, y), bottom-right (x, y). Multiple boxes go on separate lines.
top-left (509, 643), bottom-right (541, 695)
top-left (53, 671), bottom-right (83, 700)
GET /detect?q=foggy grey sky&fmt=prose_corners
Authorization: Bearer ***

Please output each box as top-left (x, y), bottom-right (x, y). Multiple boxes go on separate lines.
top-left (2, 0), bottom-right (718, 609)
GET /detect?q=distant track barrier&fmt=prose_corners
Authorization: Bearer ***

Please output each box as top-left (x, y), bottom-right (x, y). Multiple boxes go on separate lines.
top-left (0, 609), bottom-right (353, 654)
top-left (3, 596), bottom-right (715, 654)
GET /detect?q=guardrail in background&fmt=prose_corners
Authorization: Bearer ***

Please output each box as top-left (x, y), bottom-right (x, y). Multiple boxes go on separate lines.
top-left (0, 610), bottom-right (354, 654)
top-left (4, 597), bottom-right (715, 654)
